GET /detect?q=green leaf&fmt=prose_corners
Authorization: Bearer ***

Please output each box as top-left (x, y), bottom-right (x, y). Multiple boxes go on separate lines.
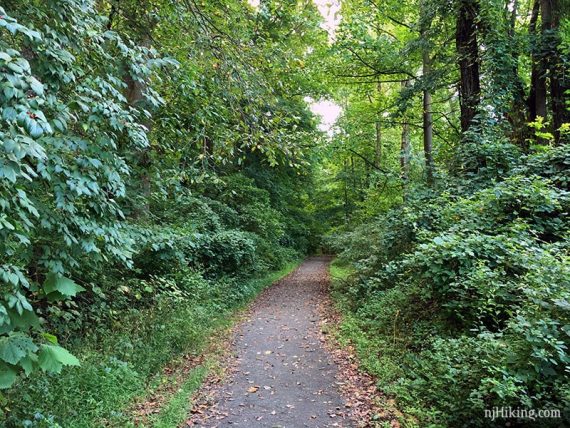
top-left (433, 237), bottom-right (445, 245)
top-left (43, 273), bottom-right (85, 298)
top-left (19, 354), bottom-right (36, 376)
top-left (53, 118), bottom-right (66, 132)
top-left (28, 77), bottom-right (44, 95)
top-left (41, 333), bottom-right (58, 345)
top-left (27, 119), bottom-right (44, 138)
top-left (2, 107), bottom-right (17, 121)
top-left (6, 62), bottom-right (22, 73)
top-left (8, 308), bottom-right (40, 331)
top-left (38, 345), bottom-right (80, 373)
top-left (3, 86), bottom-right (15, 100)
top-left (0, 362), bottom-right (17, 389)
top-left (0, 333), bottom-right (38, 365)
top-left (0, 162), bottom-right (17, 182)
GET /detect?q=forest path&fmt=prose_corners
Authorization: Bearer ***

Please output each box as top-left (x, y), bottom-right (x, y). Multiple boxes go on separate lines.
top-left (187, 257), bottom-right (353, 427)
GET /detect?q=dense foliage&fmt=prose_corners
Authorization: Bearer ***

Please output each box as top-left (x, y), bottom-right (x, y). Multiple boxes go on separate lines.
top-left (326, 0), bottom-right (570, 426)
top-left (0, 0), bottom-right (324, 425)
top-left (333, 146), bottom-right (570, 426)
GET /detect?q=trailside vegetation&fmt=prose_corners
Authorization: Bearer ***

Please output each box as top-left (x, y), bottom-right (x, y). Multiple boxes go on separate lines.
top-left (324, 0), bottom-right (570, 426)
top-left (0, 0), bottom-right (325, 425)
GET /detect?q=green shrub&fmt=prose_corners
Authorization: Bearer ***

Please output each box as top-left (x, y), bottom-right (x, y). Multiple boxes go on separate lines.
top-left (332, 145), bottom-right (570, 426)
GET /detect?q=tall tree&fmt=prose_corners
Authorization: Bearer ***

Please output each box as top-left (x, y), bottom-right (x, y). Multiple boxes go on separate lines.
top-left (456, 0), bottom-right (481, 132)
top-left (400, 79), bottom-right (411, 185)
top-left (375, 82), bottom-right (383, 168)
top-left (421, 0), bottom-right (434, 183)
top-left (543, 0), bottom-right (570, 143)
top-left (528, 0), bottom-right (547, 123)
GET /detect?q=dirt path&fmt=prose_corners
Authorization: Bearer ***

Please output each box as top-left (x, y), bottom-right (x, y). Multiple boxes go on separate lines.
top-left (188, 257), bottom-right (353, 427)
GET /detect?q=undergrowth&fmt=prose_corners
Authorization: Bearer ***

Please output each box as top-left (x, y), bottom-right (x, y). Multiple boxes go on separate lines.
top-left (329, 145), bottom-right (570, 428)
top-left (5, 261), bottom-right (300, 427)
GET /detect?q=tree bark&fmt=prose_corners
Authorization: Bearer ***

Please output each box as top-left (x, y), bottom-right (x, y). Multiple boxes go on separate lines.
top-left (505, 0), bottom-right (531, 148)
top-left (534, 0), bottom-right (549, 123)
top-left (422, 34), bottom-right (434, 185)
top-left (374, 82), bottom-right (382, 168)
top-left (456, 0), bottom-right (481, 133)
top-left (543, 0), bottom-right (570, 144)
top-left (400, 81), bottom-right (411, 187)
top-left (527, 0), bottom-right (548, 148)
top-left (343, 160), bottom-right (350, 224)
top-left (125, 34), bottom-right (153, 217)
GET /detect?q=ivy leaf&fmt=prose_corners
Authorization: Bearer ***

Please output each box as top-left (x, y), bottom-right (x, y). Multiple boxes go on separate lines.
top-left (38, 345), bottom-right (80, 373)
top-left (43, 274), bottom-right (85, 298)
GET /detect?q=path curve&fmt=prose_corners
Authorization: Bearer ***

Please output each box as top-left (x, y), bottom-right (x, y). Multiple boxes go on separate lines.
top-left (189, 257), bottom-right (352, 427)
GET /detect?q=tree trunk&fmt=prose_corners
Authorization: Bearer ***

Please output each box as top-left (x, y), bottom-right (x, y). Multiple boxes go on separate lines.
top-left (456, 0), bottom-right (481, 133)
top-left (527, 0), bottom-right (548, 148)
top-left (350, 156), bottom-right (358, 200)
top-left (203, 136), bottom-right (214, 168)
top-left (343, 160), bottom-right (350, 224)
top-left (530, 0), bottom-right (547, 119)
top-left (527, 0), bottom-right (546, 122)
top-left (422, 42), bottom-right (434, 185)
top-left (375, 82), bottom-right (382, 168)
top-left (505, 0), bottom-right (531, 148)
top-left (420, 0), bottom-right (435, 183)
top-left (400, 82), bottom-right (411, 187)
top-left (543, 0), bottom-right (570, 144)
top-left (125, 34), bottom-right (152, 217)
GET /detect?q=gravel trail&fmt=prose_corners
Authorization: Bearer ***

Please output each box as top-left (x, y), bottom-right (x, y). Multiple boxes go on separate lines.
top-left (189, 256), bottom-right (352, 428)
